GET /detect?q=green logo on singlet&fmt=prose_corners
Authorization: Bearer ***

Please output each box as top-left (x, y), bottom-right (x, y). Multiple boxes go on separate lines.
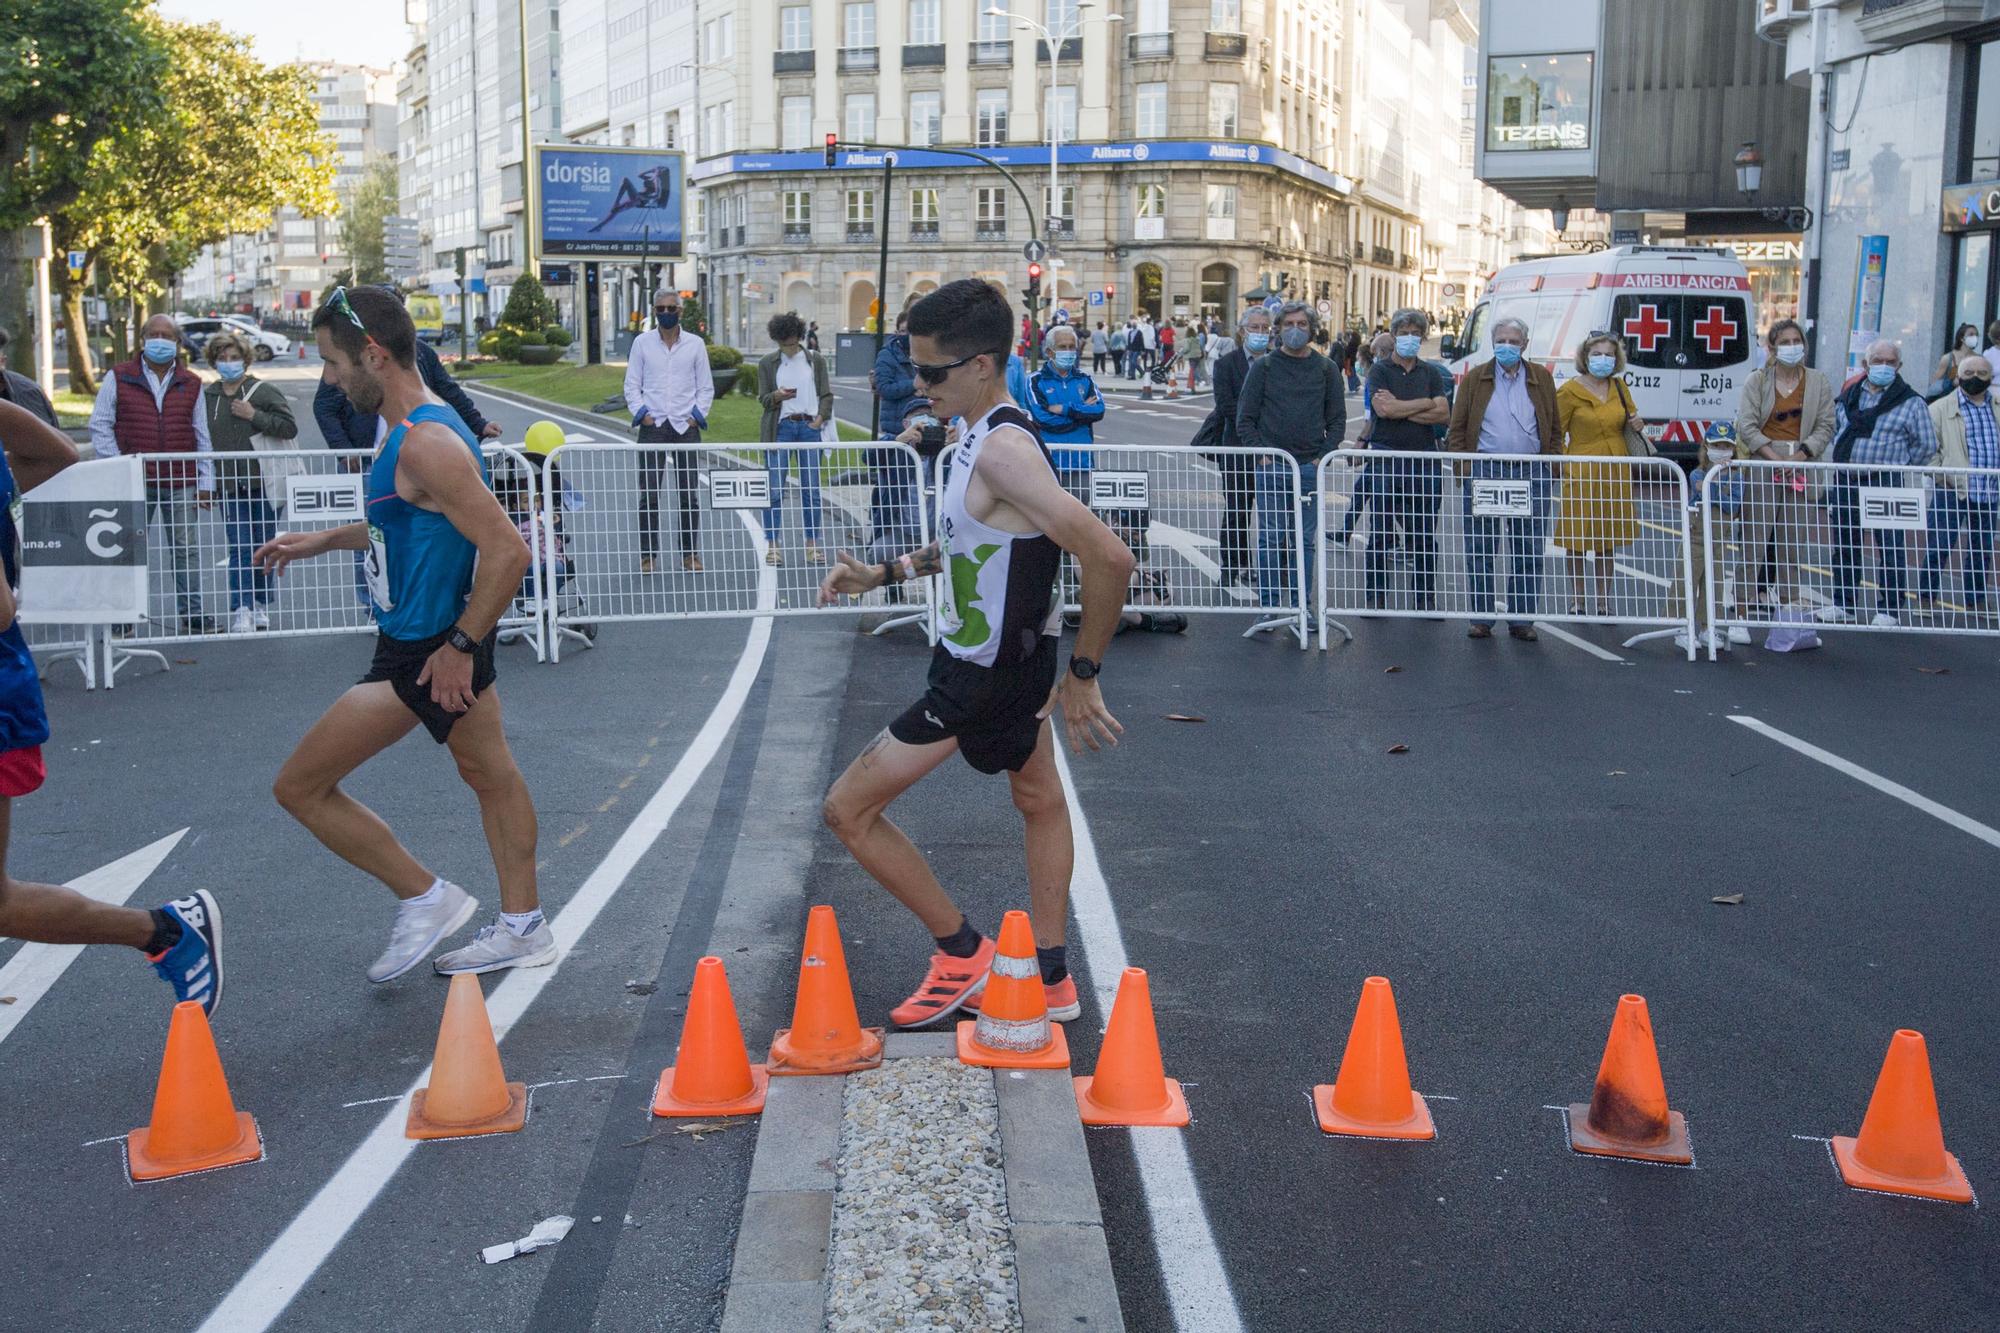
top-left (944, 542), bottom-right (1002, 648)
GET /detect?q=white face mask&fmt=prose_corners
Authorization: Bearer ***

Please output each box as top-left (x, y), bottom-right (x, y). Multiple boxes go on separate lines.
top-left (1966, 334), bottom-right (1982, 350)
top-left (1706, 447), bottom-right (1733, 464)
top-left (1774, 344), bottom-right (1806, 367)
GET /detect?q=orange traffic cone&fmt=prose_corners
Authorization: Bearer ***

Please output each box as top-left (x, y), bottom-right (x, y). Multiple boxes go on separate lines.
top-left (1312, 976), bottom-right (1434, 1140)
top-left (127, 1001), bottom-right (263, 1181)
top-left (958, 910), bottom-right (1070, 1070)
top-left (653, 956), bottom-right (769, 1117)
top-left (1075, 967), bottom-right (1187, 1127)
top-left (1567, 994), bottom-right (1692, 1164)
top-left (1831, 1029), bottom-right (1973, 1203)
top-left (406, 974), bottom-right (527, 1139)
top-left (768, 905), bottom-right (883, 1075)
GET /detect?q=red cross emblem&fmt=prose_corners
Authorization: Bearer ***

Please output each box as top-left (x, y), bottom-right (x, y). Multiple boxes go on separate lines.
top-left (1622, 304), bottom-right (1671, 353)
top-left (1690, 304), bottom-right (1739, 356)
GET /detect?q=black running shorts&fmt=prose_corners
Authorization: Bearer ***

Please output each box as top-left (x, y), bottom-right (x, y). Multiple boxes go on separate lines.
top-left (890, 637), bottom-right (1058, 775)
top-left (360, 627), bottom-right (498, 743)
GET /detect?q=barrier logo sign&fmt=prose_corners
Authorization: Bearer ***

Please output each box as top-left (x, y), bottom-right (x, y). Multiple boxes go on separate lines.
top-left (285, 474), bottom-right (365, 523)
top-left (710, 471), bottom-right (771, 510)
top-left (535, 145), bottom-right (687, 262)
top-left (1471, 479), bottom-right (1535, 517)
top-left (1089, 471), bottom-right (1150, 511)
top-left (21, 501), bottom-right (147, 567)
top-left (1858, 486), bottom-right (1925, 530)
top-left (18, 457), bottom-right (147, 622)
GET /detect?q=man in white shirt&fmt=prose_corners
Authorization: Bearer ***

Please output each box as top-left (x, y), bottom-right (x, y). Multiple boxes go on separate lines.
top-left (622, 287), bottom-right (716, 573)
top-left (89, 313), bottom-right (217, 634)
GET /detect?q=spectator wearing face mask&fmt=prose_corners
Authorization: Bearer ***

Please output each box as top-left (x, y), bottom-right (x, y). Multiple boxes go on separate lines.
top-left (1822, 339), bottom-right (1937, 626)
top-left (202, 331), bottom-right (297, 634)
top-left (1934, 323), bottom-right (1984, 398)
top-left (1735, 318), bottom-right (1834, 610)
top-left (1922, 352), bottom-right (2000, 616)
top-left (1236, 302), bottom-right (1345, 622)
top-left (1553, 332), bottom-right (1644, 618)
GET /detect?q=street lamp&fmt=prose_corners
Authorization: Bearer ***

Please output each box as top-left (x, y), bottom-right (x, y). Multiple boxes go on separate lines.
top-left (1550, 199), bottom-right (1571, 235)
top-left (1733, 142), bottom-right (1764, 199)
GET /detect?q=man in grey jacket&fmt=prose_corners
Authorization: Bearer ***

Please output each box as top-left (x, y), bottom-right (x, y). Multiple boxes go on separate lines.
top-left (1236, 302), bottom-right (1345, 616)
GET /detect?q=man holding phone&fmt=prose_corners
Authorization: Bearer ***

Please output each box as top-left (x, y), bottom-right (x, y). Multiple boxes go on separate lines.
top-left (623, 287), bottom-right (714, 573)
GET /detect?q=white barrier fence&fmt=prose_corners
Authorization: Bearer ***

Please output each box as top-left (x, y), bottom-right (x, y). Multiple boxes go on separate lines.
top-left (1315, 448), bottom-right (1696, 654)
top-left (1701, 459), bottom-right (2000, 657)
top-left (929, 442), bottom-right (1311, 646)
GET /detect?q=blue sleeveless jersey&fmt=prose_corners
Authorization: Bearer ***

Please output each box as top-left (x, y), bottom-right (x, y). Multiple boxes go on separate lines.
top-left (0, 451), bottom-right (49, 752)
top-left (365, 404), bottom-right (488, 641)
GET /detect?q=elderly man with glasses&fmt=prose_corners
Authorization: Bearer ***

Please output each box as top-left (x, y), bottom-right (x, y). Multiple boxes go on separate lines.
top-left (623, 287), bottom-right (715, 573)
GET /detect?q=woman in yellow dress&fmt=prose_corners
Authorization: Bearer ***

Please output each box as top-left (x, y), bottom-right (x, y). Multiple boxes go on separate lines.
top-left (1554, 332), bottom-right (1642, 615)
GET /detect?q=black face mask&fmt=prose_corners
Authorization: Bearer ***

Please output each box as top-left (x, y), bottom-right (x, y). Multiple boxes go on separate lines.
top-left (1962, 376), bottom-right (1992, 397)
top-left (655, 307), bottom-right (680, 329)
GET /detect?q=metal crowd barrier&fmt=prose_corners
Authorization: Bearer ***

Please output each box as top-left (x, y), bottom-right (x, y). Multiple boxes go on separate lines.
top-left (928, 442), bottom-right (1311, 647)
top-left (1315, 448), bottom-right (1697, 655)
top-left (535, 441), bottom-right (932, 662)
top-left (1701, 459), bottom-right (2000, 659)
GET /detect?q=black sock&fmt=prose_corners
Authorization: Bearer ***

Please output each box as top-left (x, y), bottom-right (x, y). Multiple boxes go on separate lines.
top-left (144, 908), bottom-right (183, 956)
top-left (1037, 944), bottom-right (1068, 985)
top-left (935, 916), bottom-right (983, 959)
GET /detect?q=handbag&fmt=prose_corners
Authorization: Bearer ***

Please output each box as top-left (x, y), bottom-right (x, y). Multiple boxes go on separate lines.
top-left (1617, 380), bottom-right (1654, 457)
top-left (245, 383), bottom-right (308, 503)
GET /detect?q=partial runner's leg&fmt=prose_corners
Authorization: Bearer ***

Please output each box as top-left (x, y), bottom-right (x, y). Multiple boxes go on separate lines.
top-left (1006, 721), bottom-right (1072, 952)
top-left (822, 728), bottom-right (962, 935)
top-left (443, 685), bottom-right (538, 915)
top-left (0, 799), bottom-right (153, 949)
top-left (272, 682), bottom-right (431, 898)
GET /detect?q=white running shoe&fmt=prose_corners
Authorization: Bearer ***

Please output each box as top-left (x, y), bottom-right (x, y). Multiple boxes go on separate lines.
top-left (229, 607), bottom-right (253, 635)
top-left (434, 920), bottom-right (559, 975)
top-left (1814, 604), bottom-right (1855, 624)
top-left (252, 608), bottom-right (270, 630)
top-left (368, 882), bottom-right (477, 983)
top-left (1871, 611), bottom-right (1898, 628)
top-left (1727, 626), bottom-right (1752, 645)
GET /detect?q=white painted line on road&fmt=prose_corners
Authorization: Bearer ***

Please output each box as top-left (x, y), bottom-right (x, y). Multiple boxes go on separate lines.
top-left (1533, 622), bottom-right (1628, 663)
top-left (200, 619), bottom-right (776, 1332)
top-left (1053, 744), bottom-right (1245, 1333)
top-left (0, 829), bottom-right (188, 1052)
top-left (1729, 716), bottom-right (2000, 852)
top-left (1149, 520), bottom-right (1253, 604)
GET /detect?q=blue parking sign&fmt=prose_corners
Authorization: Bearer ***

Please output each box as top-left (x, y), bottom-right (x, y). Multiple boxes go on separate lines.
top-left (1088, 290), bottom-right (1105, 306)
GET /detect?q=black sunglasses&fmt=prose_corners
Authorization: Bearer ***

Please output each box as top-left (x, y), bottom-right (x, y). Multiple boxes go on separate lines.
top-left (913, 348), bottom-right (1005, 384)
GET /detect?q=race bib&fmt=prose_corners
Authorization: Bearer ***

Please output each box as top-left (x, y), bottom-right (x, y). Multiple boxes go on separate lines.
top-left (364, 523), bottom-right (394, 611)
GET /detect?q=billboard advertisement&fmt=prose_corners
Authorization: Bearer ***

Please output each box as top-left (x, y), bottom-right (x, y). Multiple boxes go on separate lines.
top-left (533, 145), bottom-right (685, 262)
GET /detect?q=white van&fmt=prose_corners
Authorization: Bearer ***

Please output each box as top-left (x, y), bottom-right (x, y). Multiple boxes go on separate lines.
top-left (1441, 245), bottom-right (1757, 462)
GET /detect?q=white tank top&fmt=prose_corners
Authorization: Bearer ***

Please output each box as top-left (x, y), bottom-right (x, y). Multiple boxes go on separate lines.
top-left (935, 403), bottom-right (1062, 668)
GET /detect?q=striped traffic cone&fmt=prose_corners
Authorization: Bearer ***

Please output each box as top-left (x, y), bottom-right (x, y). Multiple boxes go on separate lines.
top-left (957, 910), bottom-right (1069, 1070)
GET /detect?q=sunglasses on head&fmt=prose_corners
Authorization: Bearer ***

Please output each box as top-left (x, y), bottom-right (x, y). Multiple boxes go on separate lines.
top-left (322, 285), bottom-right (368, 335)
top-left (912, 348), bottom-right (1004, 384)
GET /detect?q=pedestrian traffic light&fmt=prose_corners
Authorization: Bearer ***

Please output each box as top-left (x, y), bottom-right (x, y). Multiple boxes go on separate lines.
top-left (1024, 262), bottom-right (1042, 308)
top-left (824, 134), bottom-right (838, 167)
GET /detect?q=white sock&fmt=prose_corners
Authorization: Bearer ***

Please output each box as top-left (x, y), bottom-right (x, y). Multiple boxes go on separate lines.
top-left (403, 878), bottom-right (446, 909)
top-left (500, 909), bottom-right (544, 938)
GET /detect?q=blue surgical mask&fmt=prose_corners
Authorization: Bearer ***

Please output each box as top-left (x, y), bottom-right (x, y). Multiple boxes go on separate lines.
top-left (1052, 350), bottom-right (1078, 370)
top-left (1245, 332), bottom-right (1271, 353)
top-left (1866, 362), bottom-right (1897, 389)
top-left (216, 360), bottom-right (246, 382)
top-left (1280, 327), bottom-right (1310, 352)
top-left (1395, 334), bottom-right (1422, 359)
top-left (1587, 354), bottom-right (1617, 379)
top-left (143, 338), bottom-right (178, 365)
top-left (1493, 344), bottom-right (1523, 368)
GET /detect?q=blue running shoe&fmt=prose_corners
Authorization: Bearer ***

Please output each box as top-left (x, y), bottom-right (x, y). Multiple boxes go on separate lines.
top-left (149, 890), bottom-right (223, 1017)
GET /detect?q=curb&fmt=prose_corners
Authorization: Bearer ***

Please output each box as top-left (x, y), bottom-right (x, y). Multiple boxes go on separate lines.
top-left (719, 1031), bottom-right (1123, 1333)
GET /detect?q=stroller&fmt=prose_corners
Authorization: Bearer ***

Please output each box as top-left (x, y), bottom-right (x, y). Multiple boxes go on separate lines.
top-left (491, 448), bottom-right (597, 644)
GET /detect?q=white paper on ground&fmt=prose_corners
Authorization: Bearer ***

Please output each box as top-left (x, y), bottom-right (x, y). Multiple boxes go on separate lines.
top-left (479, 1215), bottom-right (575, 1264)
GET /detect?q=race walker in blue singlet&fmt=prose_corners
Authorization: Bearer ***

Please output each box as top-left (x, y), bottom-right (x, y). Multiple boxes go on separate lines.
top-left (365, 403), bottom-right (488, 640)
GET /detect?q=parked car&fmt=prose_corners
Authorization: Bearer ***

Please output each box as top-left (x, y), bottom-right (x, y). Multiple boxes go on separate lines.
top-left (175, 315), bottom-right (292, 361)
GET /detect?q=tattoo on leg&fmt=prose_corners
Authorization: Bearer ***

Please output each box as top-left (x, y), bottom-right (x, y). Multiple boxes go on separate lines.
top-left (856, 728), bottom-right (890, 769)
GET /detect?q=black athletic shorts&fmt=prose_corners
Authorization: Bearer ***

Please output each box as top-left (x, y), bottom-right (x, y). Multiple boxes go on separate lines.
top-left (360, 627), bottom-right (498, 744)
top-left (890, 636), bottom-right (1058, 775)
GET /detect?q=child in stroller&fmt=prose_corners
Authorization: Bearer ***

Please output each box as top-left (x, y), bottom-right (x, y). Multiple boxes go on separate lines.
top-left (492, 447), bottom-right (597, 643)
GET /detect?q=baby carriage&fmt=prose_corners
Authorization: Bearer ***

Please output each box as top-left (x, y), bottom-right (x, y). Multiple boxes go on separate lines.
top-left (491, 448), bottom-right (597, 644)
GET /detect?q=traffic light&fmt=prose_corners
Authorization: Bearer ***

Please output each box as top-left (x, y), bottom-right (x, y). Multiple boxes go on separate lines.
top-left (1024, 262), bottom-right (1042, 309)
top-left (824, 133), bottom-right (838, 167)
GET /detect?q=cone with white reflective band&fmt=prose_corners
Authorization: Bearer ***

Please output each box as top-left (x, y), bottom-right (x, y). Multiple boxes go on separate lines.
top-left (957, 910), bottom-right (1069, 1070)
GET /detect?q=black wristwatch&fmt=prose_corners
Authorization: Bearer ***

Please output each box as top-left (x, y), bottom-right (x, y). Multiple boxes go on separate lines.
top-left (1068, 655), bottom-right (1100, 681)
top-left (445, 625), bottom-right (479, 655)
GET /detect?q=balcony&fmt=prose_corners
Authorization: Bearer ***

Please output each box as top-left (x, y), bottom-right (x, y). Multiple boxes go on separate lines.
top-left (969, 40), bottom-right (1012, 67)
top-left (1204, 31), bottom-right (1247, 59)
top-left (1399, 254), bottom-right (1418, 273)
top-left (838, 46), bottom-right (879, 73)
top-left (909, 221), bottom-right (941, 240)
top-left (902, 43), bottom-right (945, 68)
top-left (773, 50), bottom-right (814, 74)
top-left (1371, 245), bottom-right (1395, 266)
top-left (845, 223), bottom-right (876, 243)
top-left (783, 224), bottom-right (811, 242)
top-left (1128, 32), bottom-right (1173, 60)
top-left (975, 224), bottom-right (1008, 242)
top-left (1856, 0), bottom-right (1985, 44)
top-left (1036, 37), bottom-right (1082, 62)
top-left (733, 226), bottom-right (746, 247)
top-left (1046, 221), bottom-right (1076, 241)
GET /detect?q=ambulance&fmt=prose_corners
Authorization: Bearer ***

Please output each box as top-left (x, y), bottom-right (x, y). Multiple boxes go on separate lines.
top-left (1441, 245), bottom-right (1758, 462)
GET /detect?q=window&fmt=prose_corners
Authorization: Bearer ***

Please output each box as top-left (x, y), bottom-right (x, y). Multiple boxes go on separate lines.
top-left (1046, 85), bottom-right (1077, 142)
top-left (781, 96), bottom-right (812, 150)
top-left (701, 16), bottom-right (733, 64)
top-left (847, 188), bottom-right (876, 232)
top-left (1136, 184), bottom-right (1166, 217)
top-left (704, 101), bottom-right (735, 152)
top-left (844, 92), bottom-right (876, 142)
top-left (780, 5), bottom-right (811, 50)
top-left (1135, 0), bottom-right (1167, 31)
top-left (1135, 82), bottom-right (1168, 138)
top-left (1209, 0), bottom-right (1240, 29)
top-left (783, 190), bottom-right (812, 231)
top-left (1208, 82), bottom-right (1238, 137)
top-left (1485, 52), bottom-right (1593, 152)
top-left (910, 187), bottom-right (940, 223)
top-left (908, 0), bottom-right (940, 45)
top-left (977, 6), bottom-right (1009, 42)
top-left (909, 91), bottom-right (942, 146)
top-left (1046, 0), bottom-right (1078, 34)
top-left (1205, 183), bottom-right (1237, 241)
top-left (976, 187), bottom-right (1007, 231)
top-left (1043, 184), bottom-right (1075, 226)
top-left (977, 89), bottom-right (1009, 146)
top-left (844, 1), bottom-right (876, 47)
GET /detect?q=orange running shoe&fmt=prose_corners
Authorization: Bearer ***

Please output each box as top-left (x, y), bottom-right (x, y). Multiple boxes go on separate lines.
top-left (889, 937), bottom-right (996, 1028)
top-left (964, 972), bottom-right (1082, 1022)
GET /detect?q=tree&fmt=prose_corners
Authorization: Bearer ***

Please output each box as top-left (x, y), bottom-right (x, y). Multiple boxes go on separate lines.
top-left (339, 158), bottom-right (400, 286)
top-left (499, 271), bottom-right (558, 333)
top-left (679, 294), bottom-right (710, 340)
top-left (0, 0), bottom-right (167, 375)
top-left (50, 19), bottom-right (336, 391)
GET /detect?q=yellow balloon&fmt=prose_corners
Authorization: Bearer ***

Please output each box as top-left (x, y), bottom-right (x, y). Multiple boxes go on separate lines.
top-left (523, 419), bottom-right (564, 457)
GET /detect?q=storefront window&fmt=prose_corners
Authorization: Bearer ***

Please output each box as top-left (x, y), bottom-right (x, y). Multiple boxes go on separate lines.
top-left (1953, 232), bottom-right (1993, 339)
top-left (1486, 52), bottom-right (1592, 152)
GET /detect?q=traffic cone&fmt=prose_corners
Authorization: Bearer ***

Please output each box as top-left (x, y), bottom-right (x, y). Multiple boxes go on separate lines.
top-left (1567, 994), bottom-right (1692, 1164)
top-left (1312, 976), bottom-right (1434, 1140)
top-left (406, 974), bottom-right (527, 1139)
top-left (297, 341), bottom-right (306, 360)
top-left (768, 905), bottom-right (883, 1075)
top-left (1830, 1029), bottom-right (1973, 1203)
top-left (127, 1001), bottom-right (263, 1181)
top-left (653, 956), bottom-right (768, 1116)
top-left (958, 910), bottom-right (1070, 1069)
top-left (1074, 967), bottom-right (1187, 1127)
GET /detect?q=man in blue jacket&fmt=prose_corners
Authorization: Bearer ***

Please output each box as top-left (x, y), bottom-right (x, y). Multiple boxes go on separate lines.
top-left (1022, 325), bottom-right (1104, 495)
top-left (870, 313), bottom-right (922, 588)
